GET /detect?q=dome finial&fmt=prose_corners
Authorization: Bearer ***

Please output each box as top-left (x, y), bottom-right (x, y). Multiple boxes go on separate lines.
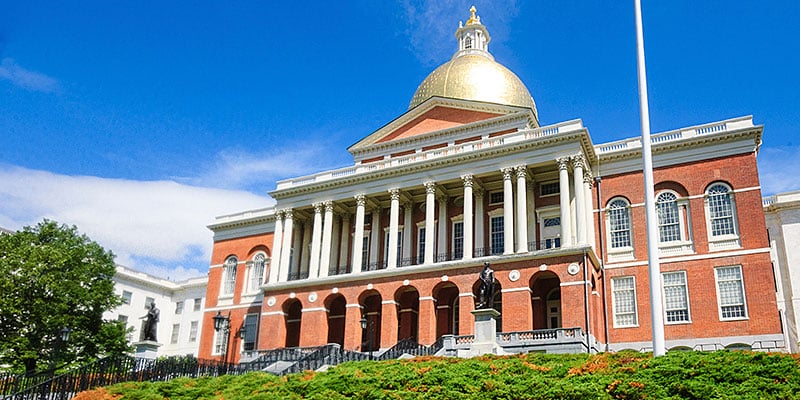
top-left (466, 6), bottom-right (480, 25)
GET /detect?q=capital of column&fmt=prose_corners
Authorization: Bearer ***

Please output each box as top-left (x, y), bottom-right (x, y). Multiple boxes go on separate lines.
top-left (424, 181), bottom-right (437, 194)
top-left (570, 154), bottom-right (586, 170)
top-left (283, 209), bottom-right (294, 220)
top-left (388, 188), bottom-right (400, 201)
top-left (501, 167), bottom-right (514, 181)
top-left (354, 194), bottom-right (366, 207)
top-left (461, 174), bottom-right (474, 188)
top-left (312, 202), bottom-right (323, 214)
top-left (324, 200), bottom-right (334, 212)
top-left (274, 209), bottom-right (285, 219)
top-left (514, 164), bottom-right (528, 180)
top-left (583, 170), bottom-right (594, 186)
top-left (556, 157), bottom-right (570, 171)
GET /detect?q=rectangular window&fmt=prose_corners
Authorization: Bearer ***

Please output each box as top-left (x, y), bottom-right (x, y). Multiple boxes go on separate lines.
top-left (242, 314), bottom-right (258, 351)
top-left (662, 271), bottom-right (690, 323)
top-left (417, 227), bottom-right (426, 264)
top-left (222, 261), bottom-right (237, 295)
top-left (213, 330), bottom-right (227, 355)
top-left (490, 216), bottom-right (504, 255)
top-left (193, 298), bottom-right (202, 312)
top-left (608, 206), bottom-right (631, 248)
top-left (715, 266), bottom-right (747, 320)
top-left (122, 290), bottom-right (132, 305)
top-left (452, 221), bottom-right (464, 259)
top-left (384, 231), bottom-right (403, 263)
top-left (489, 191), bottom-right (504, 205)
top-left (170, 324), bottom-right (180, 344)
top-left (145, 297), bottom-right (155, 309)
top-left (361, 236), bottom-right (370, 269)
top-left (612, 276), bottom-right (638, 327)
top-left (540, 181), bottom-right (560, 196)
top-left (189, 321), bottom-right (198, 342)
top-left (175, 301), bottom-right (184, 314)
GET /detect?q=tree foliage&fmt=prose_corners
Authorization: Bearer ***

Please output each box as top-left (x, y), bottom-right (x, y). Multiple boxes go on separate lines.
top-left (0, 220), bottom-right (130, 374)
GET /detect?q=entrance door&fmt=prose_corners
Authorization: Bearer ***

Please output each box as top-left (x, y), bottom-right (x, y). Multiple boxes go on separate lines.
top-left (546, 288), bottom-right (562, 329)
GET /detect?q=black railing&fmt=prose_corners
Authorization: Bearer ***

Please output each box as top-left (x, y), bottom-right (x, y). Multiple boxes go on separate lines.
top-left (5, 356), bottom-right (239, 400)
top-left (287, 271), bottom-right (310, 281)
top-left (328, 265), bottom-right (352, 276)
top-left (527, 239), bottom-right (562, 251)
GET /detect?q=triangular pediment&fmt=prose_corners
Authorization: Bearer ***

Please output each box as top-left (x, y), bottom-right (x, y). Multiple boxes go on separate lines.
top-left (349, 97), bottom-right (536, 155)
top-left (376, 106), bottom-right (502, 144)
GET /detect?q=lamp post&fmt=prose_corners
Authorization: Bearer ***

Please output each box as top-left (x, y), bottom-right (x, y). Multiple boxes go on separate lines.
top-left (212, 311), bottom-right (231, 366)
top-left (359, 314), bottom-right (374, 359)
top-left (49, 327), bottom-right (71, 375)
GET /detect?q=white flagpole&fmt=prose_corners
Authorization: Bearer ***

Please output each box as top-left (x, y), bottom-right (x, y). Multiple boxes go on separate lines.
top-left (633, 0), bottom-right (666, 356)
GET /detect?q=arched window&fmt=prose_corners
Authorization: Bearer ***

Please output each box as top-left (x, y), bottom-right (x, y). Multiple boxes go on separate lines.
top-left (606, 198), bottom-right (634, 262)
top-left (608, 199), bottom-right (632, 249)
top-left (657, 192), bottom-right (680, 242)
top-left (464, 36), bottom-right (473, 49)
top-left (707, 184), bottom-right (736, 236)
top-left (222, 256), bottom-right (237, 296)
top-left (705, 183), bottom-right (740, 250)
top-left (248, 253), bottom-right (266, 292)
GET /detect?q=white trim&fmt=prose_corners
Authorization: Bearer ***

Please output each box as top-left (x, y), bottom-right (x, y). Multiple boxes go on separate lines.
top-left (604, 247), bottom-right (770, 269)
top-left (560, 281), bottom-right (589, 287)
top-left (262, 311), bottom-right (286, 317)
top-left (419, 296), bottom-right (435, 301)
top-left (301, 307), bottom-right (328, 313)
top-left (381, 300), bottom-right (399, 305)
top-left (459, 292), bottom-right (476, 297)
top-left (500, 286), bottom-right (532, 293)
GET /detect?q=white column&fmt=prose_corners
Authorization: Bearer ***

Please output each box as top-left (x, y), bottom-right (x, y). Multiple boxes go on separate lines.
top-left (369, 208), bottom-right (380, 268)
top-left (424, 181), bottom-right (436, 264)
top-left (319, 201), bottom-right (334, 277)
top-left (309, 203), bottom-right (324, 278)
top-left (515, 165), bottom-right (529, 253)
top-left (338, 213), bottom-right (351, 271)
top-left (461, 175), bottom-right (474, 260)
top-left (502, 167), bottom-right (515, 255)
top-left (437, 193), bottom-right (448, 260)
top-left (584, 172), bottom-right (595, 248)
top-left (329, 211), bottom-right (341, 273)
top-left (527, 177), bottom-right (536, 248)
top-left (557, 157), bottom-right (572, 247)
top-left (352, 195), bottom-right (366, 273)
top-left (278, 210), bottom-right (294, 282)
top-left (475, 189), bottom-right (485, 255)
top-left (572, 155), bottom-right (586, 245)
top-left (387, 189), bottom-right (400, 269)
top-left (402, 203), bottom-right (412, 266)
top-left (268, 210), bottom-right (283, 283)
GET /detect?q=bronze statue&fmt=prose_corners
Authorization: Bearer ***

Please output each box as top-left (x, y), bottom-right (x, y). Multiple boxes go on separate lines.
top-left (141, 301), bottom-right (160, 341)
top-left (477, 262), bottom-right (495, 309)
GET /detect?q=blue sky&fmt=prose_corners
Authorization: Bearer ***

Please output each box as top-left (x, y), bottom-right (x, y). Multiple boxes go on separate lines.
top-left (2, 1), bottom-right (799, 280)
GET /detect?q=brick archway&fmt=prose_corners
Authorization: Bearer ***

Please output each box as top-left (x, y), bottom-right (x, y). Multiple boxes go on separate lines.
top-left (395, 286), bottom-right (420, 342)
top-left (530, 271), bottom-right (561, 330)
top-left (325, 294), bottom-right (347, 346)
top-left (432, 281), bottom-right (459, 339)
top-left (359, 290), bottom-right (382, 352)
top-left (283, 298), bottom-right (302, 348)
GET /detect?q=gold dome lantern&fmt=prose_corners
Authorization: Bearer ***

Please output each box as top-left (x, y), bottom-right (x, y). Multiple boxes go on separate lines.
top-left (408, 7), bottom-right (538, 120)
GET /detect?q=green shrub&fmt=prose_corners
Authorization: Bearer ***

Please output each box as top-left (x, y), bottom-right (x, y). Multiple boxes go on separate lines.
top-left (103, 351), bottom-right (800, 399)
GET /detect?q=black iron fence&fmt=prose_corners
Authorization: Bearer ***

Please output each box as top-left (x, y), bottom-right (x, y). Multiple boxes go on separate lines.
top-left (3, 337), bottom-right (448, 399)
top-left (2, 356), bottom-right (238, 400)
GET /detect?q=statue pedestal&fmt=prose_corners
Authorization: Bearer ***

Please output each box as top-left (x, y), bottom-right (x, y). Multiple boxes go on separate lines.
top-left (469, 308), bottom-right (503, 357)
top-left (133, 341), bottom-right (162, 359)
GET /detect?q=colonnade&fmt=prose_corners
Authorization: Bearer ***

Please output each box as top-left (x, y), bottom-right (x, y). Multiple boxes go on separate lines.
top-left (267, 155), bottom-right (594, 284)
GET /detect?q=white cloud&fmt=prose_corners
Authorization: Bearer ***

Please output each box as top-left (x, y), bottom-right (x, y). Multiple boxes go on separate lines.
top-left (0, 58), bottom-right (61, 93)
top-left (185, 140), bottom-right (350, 191)
top-left (0, 165), bottom-right (270, 281)
top-left (399, 1), bottom-right (520, 66)
top-left (758, 146), bottom-right (800, 196)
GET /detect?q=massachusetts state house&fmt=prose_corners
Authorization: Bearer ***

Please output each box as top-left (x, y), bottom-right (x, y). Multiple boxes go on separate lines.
top-left (199, 8), bottom-right (784, 362)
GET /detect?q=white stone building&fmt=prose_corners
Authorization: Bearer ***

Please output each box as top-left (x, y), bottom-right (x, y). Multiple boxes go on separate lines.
top-left (105, 265), bottom-right (208, 357)
top-left (764, 191), bottom-right (800, 352)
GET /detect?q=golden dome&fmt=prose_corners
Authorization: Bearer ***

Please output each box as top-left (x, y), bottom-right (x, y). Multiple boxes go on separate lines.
top-left (408, 7), bottom-right (537, 117)
top-left (408, 54), bottom-right (538, 114)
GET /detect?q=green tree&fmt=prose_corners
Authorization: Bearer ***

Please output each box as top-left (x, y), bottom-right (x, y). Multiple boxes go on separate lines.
top-left (0, 220), bottom-right (130, 375)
